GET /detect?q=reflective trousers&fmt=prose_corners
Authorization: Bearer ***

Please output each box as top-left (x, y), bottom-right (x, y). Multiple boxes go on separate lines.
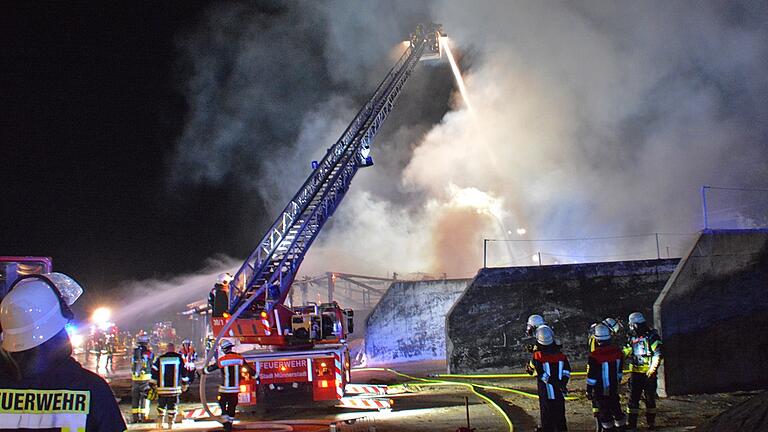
top-left (595, 395), bottom-right (626, 430)
top-left (218, 392), bottom-right (239, 423)
top-left (627, 372), bottom-right (657, 428)
top-left (131, 380), bottom-right (151, 419)
top-left (538, 395), bottom-right (567, 432)
top-left (157, 394), bottom-right (179, 417)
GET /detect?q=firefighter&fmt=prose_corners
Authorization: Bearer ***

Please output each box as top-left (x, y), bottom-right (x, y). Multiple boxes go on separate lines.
top-left (587, 324), bottom-right (627, 431)
top-left (105, 336), bottom-right (115, 372)
top-left (94, 336), bottom-right (104, 371)
top-left (131, 334), bottom-right (154, 422)
top-left (524, 314), bottom-right (547, 353)
top-left (623, 312), bottom-right (662, 431)
top-left (180, 339), bottom-right (197, 384)
top-left (526, 325), bottom-right (570, 432)
top-left (204, 339), bottom-right (256, 432)
top-left (587, 317), bottom-right (624, 431)
top-left (0, 273), bottom-right (126, 431)
top-left (209, 273), bottom-right (232, 317)
top-left (152, 342), bottom-right (188, 429)
top-left (588, 317), bottom-right (623, 352)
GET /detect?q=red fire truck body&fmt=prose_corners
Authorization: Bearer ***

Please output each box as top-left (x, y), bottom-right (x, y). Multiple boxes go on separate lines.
top-left (235, 345), bottom-right (350, 406)
top-left (210, 303), bottom-right (352, 405)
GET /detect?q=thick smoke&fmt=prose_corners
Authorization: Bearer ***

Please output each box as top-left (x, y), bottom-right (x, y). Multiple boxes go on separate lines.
top-left (168, 1), bottom-right (768, 283)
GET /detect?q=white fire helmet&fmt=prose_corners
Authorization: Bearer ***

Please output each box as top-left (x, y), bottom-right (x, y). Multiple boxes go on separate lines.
top-left (601, 317), bottom-right (622, 334)
top-left (593, 324), bottom-right (612, 341)
top-left (628, 312), bottom-right (646, 327)
top-left (526, 314), bottom-right (546, 334)
top-left (217, 273), bottom-right (233, 285)
top-left (535, 325), bottom-right (555, 346)
top-left (1, 273), bottom-right (83, 352)
top-left (220, 339), bottom-right (234, 353)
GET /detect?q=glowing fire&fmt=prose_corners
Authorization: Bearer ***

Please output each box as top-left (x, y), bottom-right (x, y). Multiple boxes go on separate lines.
top-left (440, 37), bottom-right (472, 110)
top-left (446, 184), bottom-right (503, 220)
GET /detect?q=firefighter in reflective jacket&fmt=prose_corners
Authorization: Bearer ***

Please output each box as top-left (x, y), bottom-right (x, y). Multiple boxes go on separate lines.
top-left (0, 273), bottom-right (126, 432)
top-left (204, 340), bottom-right (256, 432)
top-left (527, 326), bottom-right (570, 432)
top-left (587, 324), bottom-right (627, 431)
top-left (588, 317), bottom-right (623, 352)
top-left (131, 335), bottom-right (154, 423)
top-left (623, 312), bottom-right (662, 431)
top-left (180, 339), bottom-right (197, 384)
top-left (151, 343), bottom-right (188, 429)
top-left (587, 317), bottom-right (624, 431)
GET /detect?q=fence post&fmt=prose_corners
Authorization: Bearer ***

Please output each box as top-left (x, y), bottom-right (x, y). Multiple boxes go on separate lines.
top-left (655, 233), bottom-right (660, 259)
top-left (483, 238), bottom-right (488, 268)
top-left (701, 185), bottom-right (709, 230)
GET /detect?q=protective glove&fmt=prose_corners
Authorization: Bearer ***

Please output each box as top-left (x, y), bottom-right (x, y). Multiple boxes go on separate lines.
top-left (560, 386), bottom-right (569, 396)
top-left (646, 369), bottom-right (657, 378)
top-left (586, 388), bottom-right (594, 400)
top-left (525, 363), bottom-right (535, 375)
top-left (147, 386), bottom-right (158, 401)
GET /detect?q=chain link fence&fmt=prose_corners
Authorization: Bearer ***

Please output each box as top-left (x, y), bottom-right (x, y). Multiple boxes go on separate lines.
top-left (482, 232), bottom-right (699, 268)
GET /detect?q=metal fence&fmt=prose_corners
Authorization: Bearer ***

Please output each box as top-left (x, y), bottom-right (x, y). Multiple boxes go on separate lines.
top-left (481, 184), bottom-right (768, 269)
top-left (482, 232), bottom-right (699, 268)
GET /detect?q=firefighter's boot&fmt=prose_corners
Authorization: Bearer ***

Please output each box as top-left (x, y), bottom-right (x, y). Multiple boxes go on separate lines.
top-left (626, 412), bottom-right (638, 432)
top-left (646, 413), bottom-right (657, 430)
top-left (223, 421), bottom-right (233, 432)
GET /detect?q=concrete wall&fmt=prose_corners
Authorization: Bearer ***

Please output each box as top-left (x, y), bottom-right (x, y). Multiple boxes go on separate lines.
top-left (364, 279), bottom-right (470, 366)
top-left (447, 259), bottom-right (678, 373)
top-left (654, 229), bottom-right (768, 396)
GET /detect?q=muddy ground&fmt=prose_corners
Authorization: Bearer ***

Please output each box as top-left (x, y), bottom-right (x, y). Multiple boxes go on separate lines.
top-left (90, 353), bottom-right (754, 431)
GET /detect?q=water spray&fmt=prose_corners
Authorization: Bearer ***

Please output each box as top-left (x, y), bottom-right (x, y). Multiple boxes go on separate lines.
top-left (440, 37), bottom-right (472, 110)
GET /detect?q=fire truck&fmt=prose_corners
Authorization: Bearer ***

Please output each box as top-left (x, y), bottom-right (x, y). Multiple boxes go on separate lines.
top-left (200, 23), bottom-right (446, 411)
top-left (0, 256), bottom-right (52, 298)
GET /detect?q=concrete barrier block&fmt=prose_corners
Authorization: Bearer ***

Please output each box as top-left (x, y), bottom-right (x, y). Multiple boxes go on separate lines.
top-left (654, 229), bottom-right (768, 395)
top-left (365, 279), bottom-right (470, 366)
top-left (447, 259), bottom-right (677, 373)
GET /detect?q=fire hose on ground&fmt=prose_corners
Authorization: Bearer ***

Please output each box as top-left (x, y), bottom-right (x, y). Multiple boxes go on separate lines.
top-left (350, 367), bottom-right (616, 432)
top-left (354, 367), bottom-right (524, 432)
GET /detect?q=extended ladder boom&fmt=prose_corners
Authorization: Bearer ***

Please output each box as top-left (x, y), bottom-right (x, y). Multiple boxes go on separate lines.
top-left (228, 24), bottom-right (443, 317)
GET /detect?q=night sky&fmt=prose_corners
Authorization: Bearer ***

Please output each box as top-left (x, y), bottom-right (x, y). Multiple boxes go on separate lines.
top-left (2, 3), bottom-right (254, 306)
top-left (1, 2), bottom-right (447, 315)
top-left (11, 1), bottom-right (763, 322)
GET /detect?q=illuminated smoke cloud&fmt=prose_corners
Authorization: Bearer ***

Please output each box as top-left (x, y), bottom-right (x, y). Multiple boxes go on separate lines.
top-left (169, 1), bottom-right (768, 280)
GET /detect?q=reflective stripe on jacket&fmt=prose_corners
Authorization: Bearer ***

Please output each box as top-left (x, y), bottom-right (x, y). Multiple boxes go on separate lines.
top-left (527, 348), bottom-right (571, 400)
top-left (0, 357), bottom-right (127, 432)
top-left (152, 352), bottom-right (185, 396)
top-left (205, 353), bottom-right (253, 394)
top-left (587, 344), bottom-right (623, 397)
top-left (623, 329), bottom-right (662, 373)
